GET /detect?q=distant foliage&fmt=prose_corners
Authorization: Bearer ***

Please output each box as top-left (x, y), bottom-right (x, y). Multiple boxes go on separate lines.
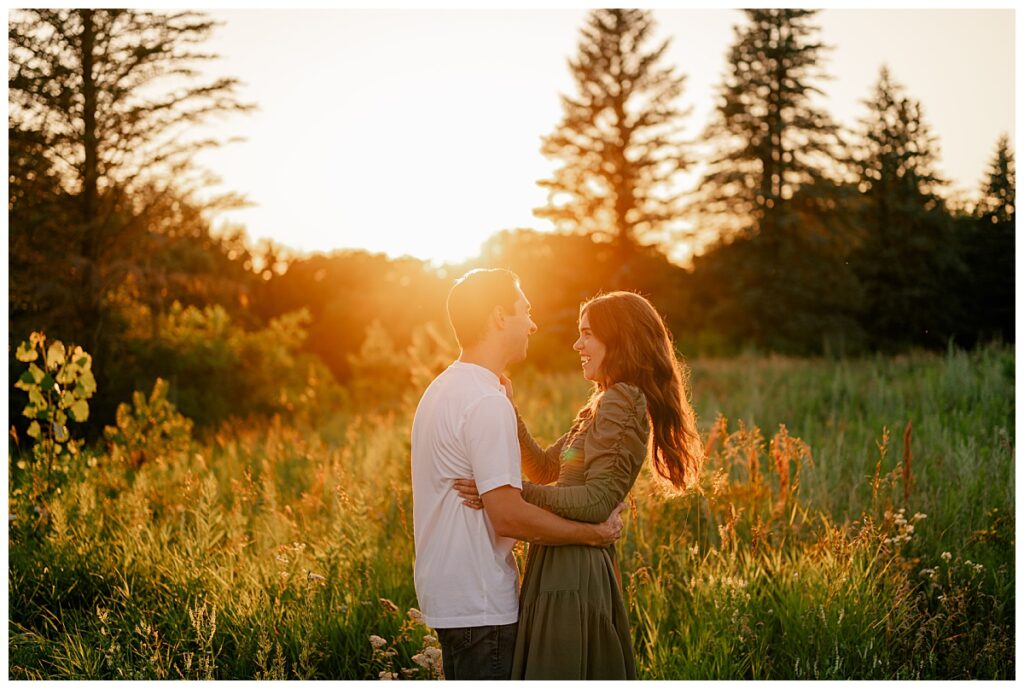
top-left (123, 302), bottom-right (341, 427)
top-left (347, 320), bottom-right (459, 410)
top-left (104, 378), bottom-right (193, 470)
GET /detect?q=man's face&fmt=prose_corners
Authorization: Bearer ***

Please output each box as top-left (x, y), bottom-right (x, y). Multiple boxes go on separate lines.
top-left (505, 286), bottom-right (538, 363)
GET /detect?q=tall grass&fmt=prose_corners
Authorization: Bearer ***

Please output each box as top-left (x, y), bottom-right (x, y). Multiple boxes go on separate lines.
top-left (8, 346), bottom-right (1014, 679)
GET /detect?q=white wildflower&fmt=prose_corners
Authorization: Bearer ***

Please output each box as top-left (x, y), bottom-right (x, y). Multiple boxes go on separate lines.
top-left (412, 653), bottom-right (431, 668)
top-left (379, 670), bottom-right (397, 680)
top-left (407, 608), bottom-right (426, 625)
top-left (941, 552), bottom-right (952, 562)
top-left (423, 635), bottom-right (437, 645)
top-left (369, 635), bottom-right (387, 649)
top-left (973, 563), bottom-right (984, 573)
top-left (424, 647), bottom-right (442, 662)
top-left (912, 512), bottom-right (927, 522)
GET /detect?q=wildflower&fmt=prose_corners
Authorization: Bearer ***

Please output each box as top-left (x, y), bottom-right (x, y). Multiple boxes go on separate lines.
top-left (412, 653), bottom-right (431, 668)
top-left (407, 607), bottom-right (426, 625)
top-left (941, 551), bottom-right (952, 562)
top-left (423, 634), bottom-right (437, 645)
top-left (913, 512), bottom-right (927, 522)
top-left (964, 560), bottom-right (973, 566)
top-left (379, 598), bottom-right (399, 613)
top-left (379, 670), bottom-right (397, 680)
top-left (369, 635), bottom-right (387, 649)
top-left (400, 669), bottom-right (416, 679)
top-left (424, 647), bottom-right (442, 662)
top-left (919, 568), bottom-right (936, 579)
top-left (973, 563), bottom-right (984, 573)
top-left (307, 571), bottom-right (326, 583)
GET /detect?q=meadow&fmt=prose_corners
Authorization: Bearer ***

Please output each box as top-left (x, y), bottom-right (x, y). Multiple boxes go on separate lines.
top-left (8, 344), bottom-right (1015, 679)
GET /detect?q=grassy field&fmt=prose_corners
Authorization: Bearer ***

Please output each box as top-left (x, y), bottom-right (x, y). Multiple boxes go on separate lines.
top-left (8, 345), bottom-right (1015, 679)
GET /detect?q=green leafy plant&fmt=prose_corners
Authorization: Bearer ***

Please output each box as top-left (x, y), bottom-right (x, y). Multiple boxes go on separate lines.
top-left (13, 331), bottom-right (97, 508)
top-left (103, 377), bottom-right (193, 470)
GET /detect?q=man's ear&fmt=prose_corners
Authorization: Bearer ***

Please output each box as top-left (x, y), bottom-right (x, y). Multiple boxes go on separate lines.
top-left (491, 304), bottom-right (509, 331)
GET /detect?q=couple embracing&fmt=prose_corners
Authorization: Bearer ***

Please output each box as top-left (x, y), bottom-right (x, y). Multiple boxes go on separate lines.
top-left (410, 269), bottom-right (703, 680)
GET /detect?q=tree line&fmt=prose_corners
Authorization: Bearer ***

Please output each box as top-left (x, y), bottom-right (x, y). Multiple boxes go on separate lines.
top-left (9, 9), bottom-right (1014, 435)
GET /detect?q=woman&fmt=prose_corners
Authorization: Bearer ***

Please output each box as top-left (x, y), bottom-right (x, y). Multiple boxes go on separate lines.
top-left (454, 291), bottom-right (704, 679)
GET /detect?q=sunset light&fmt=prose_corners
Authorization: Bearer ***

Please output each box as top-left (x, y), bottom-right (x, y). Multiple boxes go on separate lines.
top-left (9, 7), bottom-right (1015, 680)
top-left (191, 9), bottom-right (1014, 264)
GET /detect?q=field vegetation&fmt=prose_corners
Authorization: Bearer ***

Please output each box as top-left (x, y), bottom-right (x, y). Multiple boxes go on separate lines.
top-left (8, 340), bottom-right (1014, 679)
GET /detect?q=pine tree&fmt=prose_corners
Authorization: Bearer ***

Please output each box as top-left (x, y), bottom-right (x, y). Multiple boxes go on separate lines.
top-left (686, 9), bottom-right (861, 353)
top-left (8, 9), bottom-right (253, 357)
top-left (535, 9), bottom-right (691, 261)
top-left (692, 9), bottom-right (843, 238)
top-left (976, 133), bottom-right (1015, 226)
top-left (850, 66), bottom-right (963, 348)
top-left (959, 134), bottom-right (1015, 342)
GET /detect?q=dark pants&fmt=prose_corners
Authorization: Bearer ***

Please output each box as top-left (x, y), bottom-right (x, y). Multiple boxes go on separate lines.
top-left (436, 622), bottom-right (517, 680)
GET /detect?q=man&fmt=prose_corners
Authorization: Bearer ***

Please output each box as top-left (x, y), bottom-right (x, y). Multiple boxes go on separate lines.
top-left (410, 268), bottom-right (625, 681)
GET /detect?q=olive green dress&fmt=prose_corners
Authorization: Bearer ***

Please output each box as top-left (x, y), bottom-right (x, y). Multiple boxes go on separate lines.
top-left (511, 382), bottom-right (650, 680)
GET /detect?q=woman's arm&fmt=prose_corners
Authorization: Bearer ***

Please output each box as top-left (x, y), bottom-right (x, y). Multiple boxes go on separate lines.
top-left (521, 383), bottom-right (649, 523)
top-left (517, 410), bottom-right (567, 485)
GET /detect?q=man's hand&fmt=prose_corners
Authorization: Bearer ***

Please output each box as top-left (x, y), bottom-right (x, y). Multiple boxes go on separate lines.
top-left (591, 502), bottom-right (626, 547)
top-left (454, 478), bottom-right (482, 510)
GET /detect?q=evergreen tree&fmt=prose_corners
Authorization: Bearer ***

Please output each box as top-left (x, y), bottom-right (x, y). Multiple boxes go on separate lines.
top-left (960, 134), bottom-right (1015, 342)
top-left (8, 9), bottom-right (253, 358)
top-left (535, 9), bottom-right (691, 261)
top-left (686, 9), bottom-right (861, 353)
top-left (849, 66), bottom-right (963, 348)
top-left (692, 9), bottom-right (843, 238)
top-left (976, 133), bottom-right (1015, 226)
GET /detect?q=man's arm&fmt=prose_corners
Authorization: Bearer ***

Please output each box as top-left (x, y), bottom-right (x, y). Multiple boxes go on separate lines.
top-left (481, 485), bottom-right (624, 547)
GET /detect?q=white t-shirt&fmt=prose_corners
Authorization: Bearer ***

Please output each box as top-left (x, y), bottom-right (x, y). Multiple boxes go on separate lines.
top-left (411, 361), bottom-right (522, 628)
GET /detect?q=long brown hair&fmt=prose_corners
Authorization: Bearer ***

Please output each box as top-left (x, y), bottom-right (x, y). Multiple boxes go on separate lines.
top-left (574, 291), bottom-right (704, 490)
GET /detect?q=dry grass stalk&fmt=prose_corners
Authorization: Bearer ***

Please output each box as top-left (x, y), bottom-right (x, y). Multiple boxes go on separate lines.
top-left (902, 420), bottom-right (913, 503)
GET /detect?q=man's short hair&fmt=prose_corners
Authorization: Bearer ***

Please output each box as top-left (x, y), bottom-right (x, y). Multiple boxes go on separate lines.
top-left (446, 269), bottom-right (521, 348)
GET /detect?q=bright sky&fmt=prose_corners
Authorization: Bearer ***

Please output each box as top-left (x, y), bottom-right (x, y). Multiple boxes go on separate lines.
top-left (191, 8), bottom-right (1015, 265)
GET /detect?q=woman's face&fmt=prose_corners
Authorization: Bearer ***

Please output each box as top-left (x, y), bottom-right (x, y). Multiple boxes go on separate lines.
top-left (573, 311), bottom-right (607, 385)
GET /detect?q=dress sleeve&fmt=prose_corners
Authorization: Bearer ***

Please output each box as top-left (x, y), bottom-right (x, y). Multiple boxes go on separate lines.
top-left (516, 409), bottom-right (567, 485)
top-left (521, 383), bottom-right (648, 523)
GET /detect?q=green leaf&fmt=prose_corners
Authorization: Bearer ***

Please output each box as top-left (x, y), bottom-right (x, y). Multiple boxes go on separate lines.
top-left (14, 370), bottom-right (35, 391)
top-left (28, 363), bottom-right (45, 384)
top-left (56, 364), bottom-right (77, 384)
top-left (26, 421), bottom-right (40, 439)
top-left (28, 388), bottom-right (47, 409)
top-left (77, 370), bottom-right (97, 397)
top-left (74, 349), bottom-right (92, 370)
top-left (15, 341), bottom-right (37, 362)
top-left (46, 341), bottom-right (66, 370)
top-left (69, 400), bottom-right (90, 423)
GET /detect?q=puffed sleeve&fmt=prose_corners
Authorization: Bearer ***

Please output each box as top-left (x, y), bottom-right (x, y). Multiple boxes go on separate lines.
top-left (521, 383), bottom-right (649, 523)
top-left (516, 409), bottom-right (566, 485)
